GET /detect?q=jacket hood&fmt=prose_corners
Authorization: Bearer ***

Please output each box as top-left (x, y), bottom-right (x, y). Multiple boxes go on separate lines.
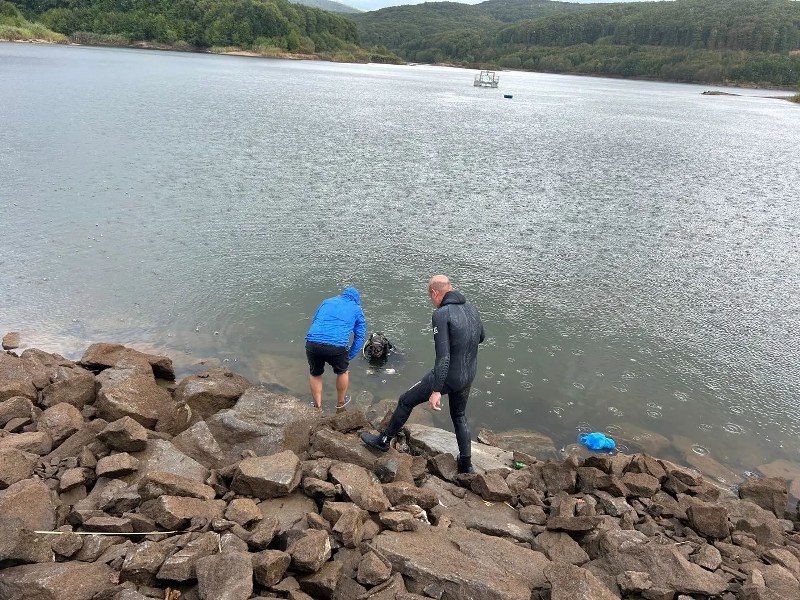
top-left (342, 287), bottom-right (361, 305)
top-left (441, 290), bottom-right (466, 306)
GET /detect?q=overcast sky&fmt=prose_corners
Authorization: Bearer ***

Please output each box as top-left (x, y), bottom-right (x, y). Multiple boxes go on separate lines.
top-left (347, 0), bottom-right (663, 11)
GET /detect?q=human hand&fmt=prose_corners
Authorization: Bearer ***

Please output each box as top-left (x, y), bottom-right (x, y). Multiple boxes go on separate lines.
top-left (429, 391), bottom-right (442, 411)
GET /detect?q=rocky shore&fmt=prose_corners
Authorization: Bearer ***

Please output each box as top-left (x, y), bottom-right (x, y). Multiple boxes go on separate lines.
top-left (1, 337), bottom-right (799, 600)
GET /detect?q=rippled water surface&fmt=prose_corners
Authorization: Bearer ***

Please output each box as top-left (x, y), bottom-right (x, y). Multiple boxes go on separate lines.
top-left (2, 43), bottom-right (799, 481)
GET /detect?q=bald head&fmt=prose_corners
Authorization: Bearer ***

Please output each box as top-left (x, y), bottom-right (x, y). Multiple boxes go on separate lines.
top-left (428, 275), bottom-right (452, 294)
top-left (427, 275), bottom-right (452, 307)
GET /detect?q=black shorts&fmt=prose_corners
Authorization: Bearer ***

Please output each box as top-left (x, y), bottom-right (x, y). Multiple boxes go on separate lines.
top-left (305, 341), bottom-right (349, 376)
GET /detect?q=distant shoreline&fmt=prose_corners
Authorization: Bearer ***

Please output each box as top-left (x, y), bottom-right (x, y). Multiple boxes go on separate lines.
top-left (2, 37), bottom-right (799, 95)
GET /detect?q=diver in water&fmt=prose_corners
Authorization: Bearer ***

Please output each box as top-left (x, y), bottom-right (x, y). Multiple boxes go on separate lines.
top-left (362, 332), bottom-right (393, 365)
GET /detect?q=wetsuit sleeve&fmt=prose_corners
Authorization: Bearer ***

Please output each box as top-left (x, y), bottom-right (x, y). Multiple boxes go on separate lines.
top-left (479, 320), bottom-right (485, 344)
top-left (431, 308), bottom-right (451, 392)
top-left (349, 308), bottom-right (367, 360)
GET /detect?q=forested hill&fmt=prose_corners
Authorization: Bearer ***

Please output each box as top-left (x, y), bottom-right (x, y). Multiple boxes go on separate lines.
top-left (7, 0), bottom-right (391, 61)
top-left (498, 0), bottom-right (800, 52)
top-left (291, 0), bottom-right (361, 15)
top-left (352, 0), bottom-right (800, 88)
top-left (352, 0), bottom-right (590, 50)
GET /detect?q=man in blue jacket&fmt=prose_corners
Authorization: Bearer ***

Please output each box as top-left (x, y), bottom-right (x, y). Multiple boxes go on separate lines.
top-left (306, 287), bottom-right (367, 412)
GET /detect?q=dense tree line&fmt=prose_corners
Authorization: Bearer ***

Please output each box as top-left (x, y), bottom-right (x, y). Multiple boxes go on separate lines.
top-left (354, 0), bottom-right (800, 88)
top-left (10, 0), bottom-right (362, 54)
top-left (498, 0), bottom-right (800, 53)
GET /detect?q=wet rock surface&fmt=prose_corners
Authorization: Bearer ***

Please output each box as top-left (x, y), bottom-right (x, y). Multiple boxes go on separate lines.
top-left (0, 341), bottom-right (798, 600)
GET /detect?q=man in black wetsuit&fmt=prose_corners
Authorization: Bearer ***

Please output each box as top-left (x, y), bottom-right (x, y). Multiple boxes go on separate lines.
top-left (360, 275), bottom-right (485, 473)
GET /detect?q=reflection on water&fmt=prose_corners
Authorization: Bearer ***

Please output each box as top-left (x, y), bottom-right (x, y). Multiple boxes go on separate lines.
top-left (1, 43), bottom-right (799, 486)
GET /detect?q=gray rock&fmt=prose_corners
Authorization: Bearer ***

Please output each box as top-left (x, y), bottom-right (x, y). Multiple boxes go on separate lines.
top-left (357, 551), bottom-right (392, 586)
top-left (406, 423), bottom-right (512, 471)
top-left (120, 540), bottom-right (168, 585)
top-left (225, 498), bottom-right (262, 527)
top-left (374, 527), bottom-right (550, 600)
top-left (231, 450), bottom-right (302, 499)
top-left (206, 387), bottom-right (317, 463)
top-left (545, 563), bottom-right (618, 600)
top-left (95, 373), bottom-right (176, 430)
top-left (470, 472), bottom-right (513, 502)
top-left (0, 561), bottom-right (115, 600)
top-left (252, 549), bottom-right (291, 587)
top-left (174, 368), bottom-right (252, 420)
top-left (0, 517), bottom-right (54, 565)
top-left (534, 530), bottom-right (590, 565)
top-left (139, 496), bottom-right (226, 530)
top-left (80, 343), bottom-right (174, 380)
top-left (0, 478), bottom-right (57, 530)
top-left (2, 331), bottom-right (21, 350)
top-left (0, 431), bottom-right (53, 456)
top-left (329, 462), bottom-right (391, 512)
top-left (0, 396), bottom-right (34, 427)
top-left (247, 516), bottom-right (281, 550)
top-left (171, 421), bottom-right (225, 469)
top-left (97, 417), bottom-right (148, 452)
top-left (96, 453), bottom-right (140, 478)
top-left (130, 439), bottom-right (209, 483)
top-left (299, 560), bottom-right (343, 600)
top-left (288, 529), bottom-right (332, 572)
top-left (258, 492), bottom-right (317, 536)
top-left (138, 471), bottom-right (216, 502)
top-left (40, 366), bottom-right (96, 410)
top-left (687, 500), bottom-right (730, 539)
top-left (196, 551), bottom-right (253, 600)
top-left (691, 543), bottom-right (722, 571)
top-left (157, 531), bottom-right (219, 581)
top-left (37, 403), bottom-right (84, 447)
top-left (739, 477), bottom-right (789, 519)
top-left (0, 447), bottom-right (37, 489)
top-left (310, 427), bottom-right (380, 470)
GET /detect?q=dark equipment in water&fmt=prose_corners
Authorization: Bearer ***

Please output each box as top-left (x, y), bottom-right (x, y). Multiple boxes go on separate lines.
top-left (362, 332), bottom-right (393, 364)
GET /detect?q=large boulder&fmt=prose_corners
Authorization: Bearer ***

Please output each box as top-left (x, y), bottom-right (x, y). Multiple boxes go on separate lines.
top-left (97, 416), bottom-right (148, 452)
top-left (0, 448), bottom-right (37, 489)
top-left (406, 423), bottom-right (512, 471)
top-left (0, 396), bottom-right (34, 427)
top-left (40, 365), bottom-right (96, 409)
top-left (196, 551), bottom-right (253, 600)
top-left (545, 563), bottom-right (618, 600)
top-left (206, 388), bottom-right (318, 463)
top-left (139, 496), bottom-right (226, 530)
top-left (478, 428), bottom-right (559, 461)
top-left (171, 421), bottom-right (225, 469)
top-left (37, 402), bottom-right (85, 447)
top-left (0, 352), bottom-right (51, 399)
top-left (80, 343), bottom-right (174, 379)
top-left (231, 450), bottom-right (302, 499)
top-left (374, 527), bottom-right (550, 600)
top-left (739, 477), bottom-right (789, 519)
top-left (173, 368), bottom-right (252, 420)
top-left (130, 439), bottom-right (208, 483)
top-left (0, 561), bottom-right (115, 600)
top-left (95, 373), bottom-right (177, 430)
top-left (329, 462), bottom-right (391, 513)
top-left (0, 517), bottom-right (54, 566)
top-left (0, 479), bottom-right (58, 530)
top-left (0, 431), bottom-right (52, 456)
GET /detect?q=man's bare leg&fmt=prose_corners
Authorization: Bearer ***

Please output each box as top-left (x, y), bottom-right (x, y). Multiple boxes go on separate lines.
top-left (309, 375), bottom-right (323, 410)
top-left (336, 371), bottom-right (349, 407)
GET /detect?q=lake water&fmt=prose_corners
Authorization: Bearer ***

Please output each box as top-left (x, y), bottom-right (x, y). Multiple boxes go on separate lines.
top-left (1, 43), bottom-right (799, 488)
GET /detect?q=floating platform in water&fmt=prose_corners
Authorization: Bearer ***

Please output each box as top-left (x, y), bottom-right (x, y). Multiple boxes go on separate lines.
top-left (474, 70), bottom-right (500, 88)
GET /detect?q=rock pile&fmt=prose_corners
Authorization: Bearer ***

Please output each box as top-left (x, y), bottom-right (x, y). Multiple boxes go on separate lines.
top-left (1, 342), bottom-right (799, 600)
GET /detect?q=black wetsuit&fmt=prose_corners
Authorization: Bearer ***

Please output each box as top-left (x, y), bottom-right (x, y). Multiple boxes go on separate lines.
top-left (384, 290), bottom-right (485, 460)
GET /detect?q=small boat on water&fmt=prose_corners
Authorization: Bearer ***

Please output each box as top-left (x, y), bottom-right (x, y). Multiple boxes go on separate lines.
top-left (504, 94), bottom-right (513, 99)
top-left (474, 70), bottom-right (500, 88)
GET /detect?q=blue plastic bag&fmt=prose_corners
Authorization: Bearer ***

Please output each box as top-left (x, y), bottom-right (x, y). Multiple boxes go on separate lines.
top-left (578, 432), bottom-right (616, 452)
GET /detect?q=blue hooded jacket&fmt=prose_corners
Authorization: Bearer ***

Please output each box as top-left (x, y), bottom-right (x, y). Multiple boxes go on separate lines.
top-left (306, 287), bottom-right (367, 360)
